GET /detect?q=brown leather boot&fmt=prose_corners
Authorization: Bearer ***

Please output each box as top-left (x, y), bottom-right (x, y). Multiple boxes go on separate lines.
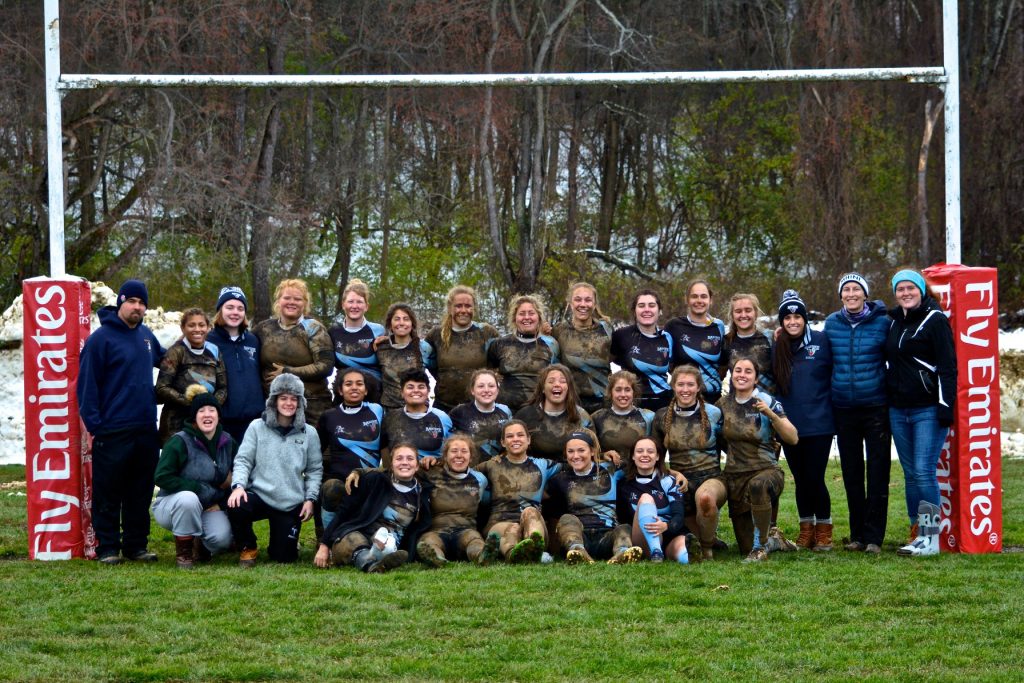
top-left (796, 522), bottom-right (816, 549)
top-left (812, 523), bottom-right (833, 551)
top-left (193, 537), bottom-right (212, 563)
top-left (174, 536), bottom-right (195, 569)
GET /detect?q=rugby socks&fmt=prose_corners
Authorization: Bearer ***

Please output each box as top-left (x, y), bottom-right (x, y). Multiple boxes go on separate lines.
top-left (637, 501), bottom-right (663, 556)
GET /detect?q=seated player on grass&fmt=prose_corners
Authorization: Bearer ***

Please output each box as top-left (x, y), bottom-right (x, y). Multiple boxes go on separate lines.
top-left (615, 436), bottom-right (691, 564)
top-left (473, 420), bottom-right (561, 564)
top-left (313, 443), bottom-right (433, 573)
top-left (415, 434), bottom-right (495, 567)
top-left (545, 431), bottom-right (644, 565)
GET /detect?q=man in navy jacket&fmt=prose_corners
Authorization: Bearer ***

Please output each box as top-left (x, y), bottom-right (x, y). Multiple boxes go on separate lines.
top-left (77, 279), bottom-right (165, 564)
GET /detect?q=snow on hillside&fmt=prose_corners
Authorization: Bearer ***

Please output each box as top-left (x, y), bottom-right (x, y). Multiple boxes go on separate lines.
top-left (2, 286), bottom-right (1024, 465)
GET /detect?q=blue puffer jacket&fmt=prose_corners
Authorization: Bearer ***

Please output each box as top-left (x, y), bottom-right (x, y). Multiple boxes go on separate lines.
top-left (823, 300), bottom-right (889, 408)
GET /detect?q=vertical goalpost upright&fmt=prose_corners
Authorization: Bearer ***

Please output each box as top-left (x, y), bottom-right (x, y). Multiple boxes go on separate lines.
top-left (28, 0), bottom-right (1000, 559)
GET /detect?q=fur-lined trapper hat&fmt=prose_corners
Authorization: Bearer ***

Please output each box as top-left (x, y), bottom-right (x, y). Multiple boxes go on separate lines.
top-left (264, 372), bottom-right (307, 430)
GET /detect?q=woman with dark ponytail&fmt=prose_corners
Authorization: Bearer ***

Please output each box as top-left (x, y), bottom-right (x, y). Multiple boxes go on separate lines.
top-left (771, 289), bottom-right (835, 551)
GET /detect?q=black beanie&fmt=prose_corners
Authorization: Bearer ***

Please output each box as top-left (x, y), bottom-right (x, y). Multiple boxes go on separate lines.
top-left (186, 385), bottom-right (221, 423)
top-left (777, 289), bottom-right (808, 322)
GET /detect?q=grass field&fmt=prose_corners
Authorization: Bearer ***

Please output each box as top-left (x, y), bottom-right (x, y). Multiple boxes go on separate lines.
top-left (1, 460), bottom-right (1022, 682)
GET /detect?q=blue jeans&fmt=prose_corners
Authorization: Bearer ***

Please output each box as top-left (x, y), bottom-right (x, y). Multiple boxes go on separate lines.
top-left (889, 406), bottom-right (948, 523)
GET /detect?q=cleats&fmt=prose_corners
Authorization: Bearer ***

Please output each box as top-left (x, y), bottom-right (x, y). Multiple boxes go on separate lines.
top-left (649, 550), bottom-right (665, 563)
top-left (743, 547), bottom-right (768, 563)
top-left (98, 554), bottom-right (122, 566)
top-left (864, 543), bottom-right (882, 555)
top-left (507, 532), bottom-right (545, 564)
top-left (608, 546), bottom-right (643, 565)
top-left (765, 526), bottom-right (799, 553)
top-left (476, 532), bottom-right (501, 566)
top-left (416, 543), bottom-right (447, 568)
top-left (711, 537), bottom-right (729, 552)
top-left (844, 540), bottom-right (866, 552)
top-left (367, 549), bottom-right (409, 573)
top-left (566, 546), bottom-right (595, 565)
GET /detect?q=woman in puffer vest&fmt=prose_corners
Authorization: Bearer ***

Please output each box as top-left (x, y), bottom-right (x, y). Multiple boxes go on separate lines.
top-left (152, 385), bottom-right (237, 568)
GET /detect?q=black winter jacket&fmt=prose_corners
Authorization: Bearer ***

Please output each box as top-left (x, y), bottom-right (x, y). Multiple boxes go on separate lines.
top-left (884, 296), bottom-right (957, 424)
top-left (321, 470), bottom-right (433, 559)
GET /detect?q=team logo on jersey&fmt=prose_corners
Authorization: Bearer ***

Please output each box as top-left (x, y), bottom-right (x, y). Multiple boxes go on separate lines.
top-left (425, 425), bottom-right (442, 437)
top-left (680, 334), bottom-right (691, 343)
top-left (244, 346), bottom-right (257, 360)
top-left (143, 338), bottom-right (152, 353)
top-left (707, 335), bottom-right (721, 344)
top-left (805, 345), bottom-right (820, 357)
top-left (630, 345), bottom-right (641, 355)
top-left (362, 420), bottom-right (379, 432)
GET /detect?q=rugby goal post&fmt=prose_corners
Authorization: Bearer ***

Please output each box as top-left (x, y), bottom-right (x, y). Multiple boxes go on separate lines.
top-left (29, 0), bottom-right (998, 558)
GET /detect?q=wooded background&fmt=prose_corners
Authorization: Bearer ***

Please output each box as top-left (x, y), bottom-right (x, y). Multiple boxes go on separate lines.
top-left (2, 1), bottom-right (1021, 325)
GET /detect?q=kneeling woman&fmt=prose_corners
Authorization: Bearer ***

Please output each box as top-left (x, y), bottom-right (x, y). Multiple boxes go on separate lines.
top-left (314, 443), bottom-right (433, 573)
top-left (417, 434), bottom-right (493, 566)
top-left (317, 369), bottom-right (385, 531)
top-left (227, 373), bottom-right (323, 566)
top-left (615, 437), bottom-right (689, 563)
top-left (152, 385), bottom-right (237, 568)
top-left (546, 432), bottom-right (643, 565)
top-left (719, 358), bottom-right (799, 562)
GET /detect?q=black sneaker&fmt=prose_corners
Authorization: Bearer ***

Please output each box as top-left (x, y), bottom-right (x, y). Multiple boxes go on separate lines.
top-left (367, 550), bottom-right (408, 574)
top-left (98, 554), bottom-right (122, 566)
top-left (126, 549), bottom-right (158, 562)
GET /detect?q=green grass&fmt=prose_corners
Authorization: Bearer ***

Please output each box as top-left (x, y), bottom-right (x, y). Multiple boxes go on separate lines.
top-left (1, 460), bottom-right (1022, 682)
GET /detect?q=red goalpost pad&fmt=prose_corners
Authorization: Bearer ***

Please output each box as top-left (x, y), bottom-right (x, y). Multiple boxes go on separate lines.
top-left (23, 277), bottom-right (95, 560)
top-left (924, 264), bottom-right (1002, 553)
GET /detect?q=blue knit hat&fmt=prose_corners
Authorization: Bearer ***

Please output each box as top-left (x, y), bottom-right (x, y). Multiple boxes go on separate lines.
top-left (117, 279), bottom-right (149, 308)
top-left (216, 285), bottom-right (248, 312)
top-left (891, 269), bottom-right (927, 296)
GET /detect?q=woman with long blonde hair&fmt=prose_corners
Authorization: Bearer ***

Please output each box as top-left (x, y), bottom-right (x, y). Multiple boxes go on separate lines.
top-left (426, 285), bottom-right (499, 411)
top-left (551, 282), bottom-right (614, 413)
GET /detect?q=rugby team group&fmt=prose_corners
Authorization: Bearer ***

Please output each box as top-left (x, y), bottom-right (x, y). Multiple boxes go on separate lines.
top-left (75, 267), bottom-right (955, 572)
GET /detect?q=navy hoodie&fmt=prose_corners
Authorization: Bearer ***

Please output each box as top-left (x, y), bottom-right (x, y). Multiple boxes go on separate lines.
top-left (77, 306), bottom-right (164, 435)
top-left (774, 328), bottom-right (835, 437)
top-left (207, 325), bottom-right (265, 422)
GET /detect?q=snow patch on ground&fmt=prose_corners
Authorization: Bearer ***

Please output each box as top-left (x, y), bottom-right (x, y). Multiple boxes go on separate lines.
top-left (2, 287), bottom-right (1024, 464)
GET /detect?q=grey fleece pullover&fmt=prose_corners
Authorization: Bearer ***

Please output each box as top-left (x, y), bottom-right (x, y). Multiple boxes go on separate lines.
top-left (231, 372), bottom-right (323, 510)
